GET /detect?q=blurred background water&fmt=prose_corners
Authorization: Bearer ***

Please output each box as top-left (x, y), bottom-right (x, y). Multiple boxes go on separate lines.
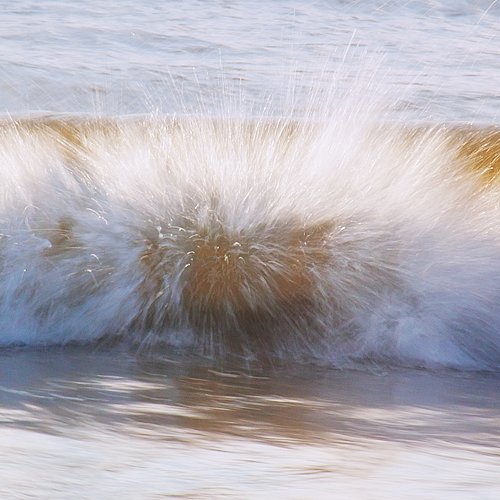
top-left (1, 0), bottom-right (500, 122)
top-left (1, 1), bottom-right (500, 498)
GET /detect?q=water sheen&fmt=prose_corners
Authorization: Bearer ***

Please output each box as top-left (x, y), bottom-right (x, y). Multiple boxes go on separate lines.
top-left (1, 351), bottom-right (500, 499)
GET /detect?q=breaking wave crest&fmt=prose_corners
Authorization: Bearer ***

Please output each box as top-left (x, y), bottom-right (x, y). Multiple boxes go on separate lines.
top-left (1, 114), bottom-right (500, 369)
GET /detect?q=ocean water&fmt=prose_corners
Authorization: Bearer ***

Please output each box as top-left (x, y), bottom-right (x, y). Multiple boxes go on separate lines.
top-left (1, 0), bottom-right (500, 498)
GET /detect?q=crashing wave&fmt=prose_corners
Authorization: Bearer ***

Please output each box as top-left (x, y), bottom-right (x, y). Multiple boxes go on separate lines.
top-left (0, 115), bottom-right (500, 368)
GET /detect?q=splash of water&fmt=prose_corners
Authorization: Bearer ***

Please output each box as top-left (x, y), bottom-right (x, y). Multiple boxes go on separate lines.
top-left (0, 109), bottom-right (500, 369)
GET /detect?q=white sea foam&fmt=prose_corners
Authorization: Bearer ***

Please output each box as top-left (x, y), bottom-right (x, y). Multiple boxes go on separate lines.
top-left (0, 108), bottom-right (499, 370)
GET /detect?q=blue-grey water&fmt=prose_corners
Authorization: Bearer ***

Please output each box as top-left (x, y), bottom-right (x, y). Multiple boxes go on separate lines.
top-left (2, 0), bottom-right (500, 122)
top-left (1, 1), bottom-right (500, 498)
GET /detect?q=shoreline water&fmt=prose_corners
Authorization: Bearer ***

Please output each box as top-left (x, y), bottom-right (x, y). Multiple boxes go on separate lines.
top-left (1, 349), bottom-right (499, 499)
top-left (2, 1), bottom-right (500, 497)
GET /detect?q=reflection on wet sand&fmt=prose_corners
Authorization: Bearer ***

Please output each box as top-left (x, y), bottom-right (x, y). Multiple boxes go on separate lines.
top-left (0, 351), bottom-right (499, 448)
top-left (1, 351), bottom-right (500, 499)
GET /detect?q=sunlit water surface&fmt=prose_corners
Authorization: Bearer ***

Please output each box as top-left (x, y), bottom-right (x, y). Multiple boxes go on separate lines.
top-left (1, 0), bottom-right (500, 498)
top-left (1, 351), bottom-right (500, 499)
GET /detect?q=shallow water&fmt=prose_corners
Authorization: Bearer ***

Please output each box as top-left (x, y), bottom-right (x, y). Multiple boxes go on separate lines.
top-left (1, 0), bottom-right (500, 498)
top-left (1, 351), bottom-right (499, 499)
